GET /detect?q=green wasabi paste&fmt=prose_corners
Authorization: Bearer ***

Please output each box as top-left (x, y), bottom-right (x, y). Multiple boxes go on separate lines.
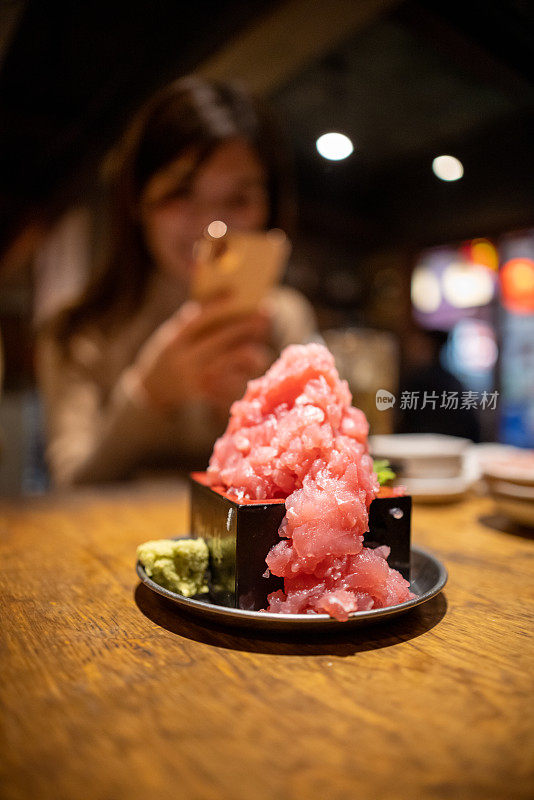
top-left (137, 538), bottom-right (209, 597)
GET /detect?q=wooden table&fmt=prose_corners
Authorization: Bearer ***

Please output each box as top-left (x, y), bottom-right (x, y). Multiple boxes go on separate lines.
top-left (1, 483), bottom-right (533, 800)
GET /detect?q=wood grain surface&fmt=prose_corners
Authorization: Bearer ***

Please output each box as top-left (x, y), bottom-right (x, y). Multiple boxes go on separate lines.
top-left (1, 482), bottom-right (533, 800)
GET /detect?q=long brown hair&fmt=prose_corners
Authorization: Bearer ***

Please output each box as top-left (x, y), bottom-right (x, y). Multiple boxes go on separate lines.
top-left (51, 76), bottom-right (294, 344)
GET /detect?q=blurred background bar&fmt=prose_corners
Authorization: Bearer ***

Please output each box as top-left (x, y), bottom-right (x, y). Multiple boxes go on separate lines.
top-left (1, 0), bottom-right (533, 493)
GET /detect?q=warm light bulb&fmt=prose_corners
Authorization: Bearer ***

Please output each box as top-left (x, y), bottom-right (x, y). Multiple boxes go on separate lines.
top-left (207, 220), bottom-right (227, 238)
top-left (316, 132), bottom-right (354, 161)
top-left (432, 155), bottom-right (464, 182)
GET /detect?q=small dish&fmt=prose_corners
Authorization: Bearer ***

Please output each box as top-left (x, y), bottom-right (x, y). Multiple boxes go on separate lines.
top-left (370, 434), bottom-right (469, 479)
top-left (399, 473), bottom-right (472, 503)
top-left (482, 450), bottom-right (534, 488)
top-left (136, 543), bottom-right (447, 631)
top-left (478, 449), bottom-right (534, 527)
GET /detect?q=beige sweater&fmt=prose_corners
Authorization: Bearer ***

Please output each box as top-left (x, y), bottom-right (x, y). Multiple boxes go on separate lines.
top-left (37, 275), bottom-right (317, 487)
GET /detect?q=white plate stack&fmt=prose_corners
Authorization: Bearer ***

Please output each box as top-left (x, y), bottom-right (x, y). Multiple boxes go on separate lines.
top-left (481, 451), bottom-right (534, 528)
top-left (369, 434), bottom-right (472, 503)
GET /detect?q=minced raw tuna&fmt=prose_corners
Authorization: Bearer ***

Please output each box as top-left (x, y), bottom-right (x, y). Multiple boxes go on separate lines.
top-left (207, 343), bottom-right (414, 620)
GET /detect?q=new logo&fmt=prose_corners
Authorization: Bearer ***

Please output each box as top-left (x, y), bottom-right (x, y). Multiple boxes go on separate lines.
top-left (375, 389), bottom-right (396, 410)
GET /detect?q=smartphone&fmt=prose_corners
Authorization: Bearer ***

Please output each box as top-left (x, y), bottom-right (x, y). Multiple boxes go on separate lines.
top-left (190, 225), bottom-right (291, 313)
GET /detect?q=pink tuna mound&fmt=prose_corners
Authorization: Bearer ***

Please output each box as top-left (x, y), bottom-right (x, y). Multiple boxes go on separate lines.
top-left (207, 343), bottom-right (414, 620)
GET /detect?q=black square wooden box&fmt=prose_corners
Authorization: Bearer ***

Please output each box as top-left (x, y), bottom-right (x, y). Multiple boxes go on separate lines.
top-left (190, 473), bottom-right (411, 611)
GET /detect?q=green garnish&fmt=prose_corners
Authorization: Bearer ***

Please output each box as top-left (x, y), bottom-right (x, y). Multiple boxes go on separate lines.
top-left (373, 459), bottom-right (396, 486)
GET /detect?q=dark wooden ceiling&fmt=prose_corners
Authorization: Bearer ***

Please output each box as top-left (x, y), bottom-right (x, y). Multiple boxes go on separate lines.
top-left (1, 0), bottom-right (533, 256)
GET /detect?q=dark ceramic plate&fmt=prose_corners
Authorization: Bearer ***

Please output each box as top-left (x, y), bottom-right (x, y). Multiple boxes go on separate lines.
top-left (136, 543), bottom-right (447, 631)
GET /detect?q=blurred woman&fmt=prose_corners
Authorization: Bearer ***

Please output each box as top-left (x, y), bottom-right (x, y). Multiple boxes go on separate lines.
top-left (37, 76), bottom-right (316, 486)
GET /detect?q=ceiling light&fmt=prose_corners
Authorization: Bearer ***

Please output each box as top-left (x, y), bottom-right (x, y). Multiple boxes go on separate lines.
top-left (432, 155), bottom-right (464, 182)
top-left (316, 132), bottom-right (354, 161)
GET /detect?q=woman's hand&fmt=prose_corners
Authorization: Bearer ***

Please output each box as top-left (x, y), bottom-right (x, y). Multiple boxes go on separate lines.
top-left (131, 296), bottom-right (272, 413)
